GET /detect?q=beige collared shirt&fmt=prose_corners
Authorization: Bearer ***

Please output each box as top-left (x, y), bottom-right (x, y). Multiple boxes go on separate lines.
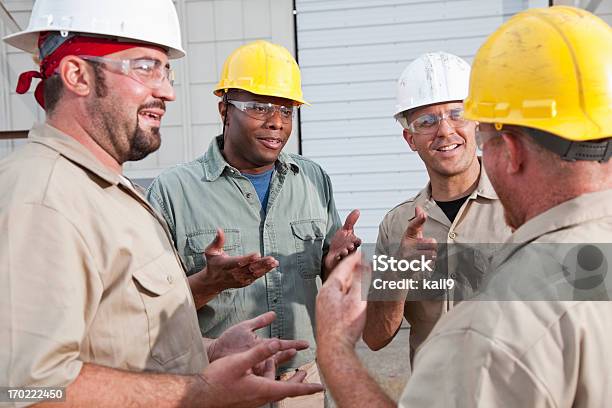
top-left (375, 163), bottom-right (511, 353)
top-left (400, 189), bottom-right (612, 407)
top-left (0, 124), bottom-right (206, 396)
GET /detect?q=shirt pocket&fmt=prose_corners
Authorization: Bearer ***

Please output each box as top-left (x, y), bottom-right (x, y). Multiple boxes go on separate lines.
top-left (132, 251), bottom-right (196, 366)
top-left (184, 229), bottom-right (242, 275)
top-left (291, 219), bottom-right (325, 279)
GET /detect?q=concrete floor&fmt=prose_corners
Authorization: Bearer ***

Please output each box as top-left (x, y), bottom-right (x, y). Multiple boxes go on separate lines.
top-left (356, 326), bottom-right (411, 402)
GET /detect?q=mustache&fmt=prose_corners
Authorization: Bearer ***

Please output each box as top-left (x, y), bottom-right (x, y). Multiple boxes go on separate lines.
top-left (139, 100), bottom-right (166, 112)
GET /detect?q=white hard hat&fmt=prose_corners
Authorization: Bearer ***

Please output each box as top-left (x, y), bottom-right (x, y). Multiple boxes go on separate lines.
top-left (394, 52), bottom-right (470, 126)
top-left (3, 0), bottom-right (185, 59)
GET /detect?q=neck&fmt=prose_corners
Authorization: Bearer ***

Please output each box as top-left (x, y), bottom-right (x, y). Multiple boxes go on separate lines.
top-left (47, 115), bottom-right (122, 174)
top-left (220, 139), bottom-right (276, 175)
top-left (429, 159), bottom-right (481, 201)
top-left (505, 161), bottom-right (612, 230)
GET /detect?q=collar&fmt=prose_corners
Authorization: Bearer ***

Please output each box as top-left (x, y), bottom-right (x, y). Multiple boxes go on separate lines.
top-left (508, 189), bottom-right (612, 245)
top-left (202, 135), bottom-right (300, 181)
top-left (28, 123), bottom-right (124, 186)
top-left (414, 157), bottom-right (498, 207)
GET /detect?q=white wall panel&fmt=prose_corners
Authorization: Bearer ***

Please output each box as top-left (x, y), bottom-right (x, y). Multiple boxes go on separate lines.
top-left (295, 0), bottom-right (545, 242)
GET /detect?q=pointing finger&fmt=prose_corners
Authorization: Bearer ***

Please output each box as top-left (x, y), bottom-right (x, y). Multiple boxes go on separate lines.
top-left (343, 209), bottom-right (360, 231)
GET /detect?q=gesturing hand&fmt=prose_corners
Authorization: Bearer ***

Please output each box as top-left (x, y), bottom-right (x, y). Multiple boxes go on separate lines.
top-left (396, 206), bottom-right (437, 279)
top-left (200, 340), bottom-right (324, 408)
top-left (324, 210), bottom-right (362, 273)
top-left (201, 228), bottom-right (279, 290)
top-left (317, 252), bottom-right (368, 350)
top-left (207, 311), bottom-right (309, 374)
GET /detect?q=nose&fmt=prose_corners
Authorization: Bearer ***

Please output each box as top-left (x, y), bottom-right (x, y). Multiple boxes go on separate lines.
top-left (152, 77), bottom-right (176, 102)
top-left (264, 109), bottom-right (283, 130)
top-left (436, 117), bottom-right (455, 138)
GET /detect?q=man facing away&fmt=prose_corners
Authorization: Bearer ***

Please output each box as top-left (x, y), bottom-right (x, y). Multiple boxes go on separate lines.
top-left (316, 6), bottom-right (612, 408)
top-left (147, 40), bottom-right (361, 407)
top-left (363, 52), bottom-right (511, 360)
top-left (0, 1), bottom-right (322, 406)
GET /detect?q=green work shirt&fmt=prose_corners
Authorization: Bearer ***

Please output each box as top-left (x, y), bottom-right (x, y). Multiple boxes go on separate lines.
top-left (146, 136), bottom-right (342, 371)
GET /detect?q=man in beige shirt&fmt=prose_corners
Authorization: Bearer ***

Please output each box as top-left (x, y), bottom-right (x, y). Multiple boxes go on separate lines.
top-left (0, 1), bottom-right (322, 406)
top-left (363, 52), bottom-right (511, 357)
top-left (316, 6), bottom-right (612, 407)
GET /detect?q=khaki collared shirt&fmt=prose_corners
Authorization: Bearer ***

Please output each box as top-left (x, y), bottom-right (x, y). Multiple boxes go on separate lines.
top-left (0, 124), bottom-right (206, 395)
top-left (147, 136), bottom-right (342, 372)
top-left (376, 163), bottom-right (511, 353)
top-left (400, 189), bottom-right (612, 408)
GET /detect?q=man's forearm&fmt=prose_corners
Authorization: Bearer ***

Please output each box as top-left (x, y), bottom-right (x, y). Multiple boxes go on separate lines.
top-left (318, 344), bottom-right (395, 408)
top-left (35, 363), bottom-right (207, 408)
top-left (362, 300), bottom-right (405, 350)
top-left (188, 269), bottom-right (220, 309)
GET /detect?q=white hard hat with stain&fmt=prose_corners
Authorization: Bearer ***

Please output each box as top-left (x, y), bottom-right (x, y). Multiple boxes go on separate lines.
top-left (394, 52), bottom-right (471, 125)
top-left (3, 0), bottom-right (185, 58)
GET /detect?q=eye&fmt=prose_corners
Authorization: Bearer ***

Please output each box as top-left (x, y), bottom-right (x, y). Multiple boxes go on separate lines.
top-left (132, 60), bottom-right (157, 75)
top-left (253, 104), bottom-right (269, 114)
top-left (280, 107), bottom-right (293, 118)
top-left (416, 114), bottom-right (438, 128)
top-left (449, 108), bottom-right (464, 121)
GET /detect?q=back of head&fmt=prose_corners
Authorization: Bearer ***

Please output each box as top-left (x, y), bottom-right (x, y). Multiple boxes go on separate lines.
top-left (394, 51), bottom-right (471, 127)
top-left (465, 6), bottom-right (612, 147)
top-left (214, 40), bottom-right (307, 105)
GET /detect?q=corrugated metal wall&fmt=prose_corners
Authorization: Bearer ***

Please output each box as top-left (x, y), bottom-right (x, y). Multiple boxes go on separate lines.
top-left (295, 0), bottom-right (549, 242)
top-left (0, 0), bottom-right (299, 179)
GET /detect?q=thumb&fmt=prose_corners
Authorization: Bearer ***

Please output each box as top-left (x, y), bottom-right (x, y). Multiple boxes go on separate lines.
top-left (404, 207), bottom-right (427, 240)
top-left (204, 228), bottom-right (225, 257)
top-left (229, 340), bottom-right (281, 374)
top-left (343, 209), bottom-right (360, 231)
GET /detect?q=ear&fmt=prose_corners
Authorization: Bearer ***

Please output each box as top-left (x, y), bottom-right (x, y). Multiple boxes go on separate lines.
top-left (403, 129), bottom-right (417, 151)
top-left (500, 132), bottom-right (525, 174)
top-left (57, 56), bottom-right (93, 97)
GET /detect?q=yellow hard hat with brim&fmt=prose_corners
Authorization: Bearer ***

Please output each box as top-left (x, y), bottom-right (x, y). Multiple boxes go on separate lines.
top-left (214, 40), bottom-right (308, 106)
top-left (464, 6), bottom-right (612, 142)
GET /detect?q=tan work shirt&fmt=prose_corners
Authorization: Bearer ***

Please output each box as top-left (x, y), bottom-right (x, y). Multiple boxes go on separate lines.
top-left (0, 124), bottom-right (206, 395)
top-left (376, 163), bottom-right (511, 353)
top-left (400, 189), bottom-right (612, 407)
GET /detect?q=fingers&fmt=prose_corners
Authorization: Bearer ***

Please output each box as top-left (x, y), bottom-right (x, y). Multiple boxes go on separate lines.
top-left (246, 311), bottom-right (277, 331)
top-left (329, 252), bottom-right (363, 292)
top-left (229, 339), bottom-right (281, 374)
top-left (236, 253), bottom-right (262, 267)
top-left (284, 370), bottom-right (307, 383)
top-left (343, 209), bottom-right (360, 231)
top-left (273, 349), bottom-right (298, 366)
top-left (247, 257), bottom-right (278, 277)
top-left (403, 206), bottom-right (427, 240)
top-left (264, 380), bottom-right (325, 402)
top-left (204, 228), bottom-right (225, 257)
top-left (276, 339), bottom-right (309, 352)
top-left (263, 358), bottom-right (275, 379)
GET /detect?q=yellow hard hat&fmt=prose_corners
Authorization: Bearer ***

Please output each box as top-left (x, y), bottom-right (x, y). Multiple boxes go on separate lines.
top-left (214, 40), bottom-right (308, 105)
top-left (464, 6), bottom-right (612, 142)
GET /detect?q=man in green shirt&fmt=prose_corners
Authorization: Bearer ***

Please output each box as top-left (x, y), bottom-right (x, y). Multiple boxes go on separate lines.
top-left (147, 40), bottom-right (360, 407)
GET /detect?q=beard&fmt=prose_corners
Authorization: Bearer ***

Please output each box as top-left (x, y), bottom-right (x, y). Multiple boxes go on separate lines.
top-left (125, 121), bottom-right (161, 162)
top-left (86, 92), bottom-right (164, 163)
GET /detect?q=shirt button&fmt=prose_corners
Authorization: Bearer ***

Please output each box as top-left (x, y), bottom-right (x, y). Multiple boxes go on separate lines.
top-left (448, 231), bottom-right (457, 240)
top-left (450, 273), bottom-right (457, 279)
top-left (166, 275), bottom-right (174, 284)
top-left (272, 298), bottom-right (278, 304)
top-left (246, 193), bottom-right (253, 199)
